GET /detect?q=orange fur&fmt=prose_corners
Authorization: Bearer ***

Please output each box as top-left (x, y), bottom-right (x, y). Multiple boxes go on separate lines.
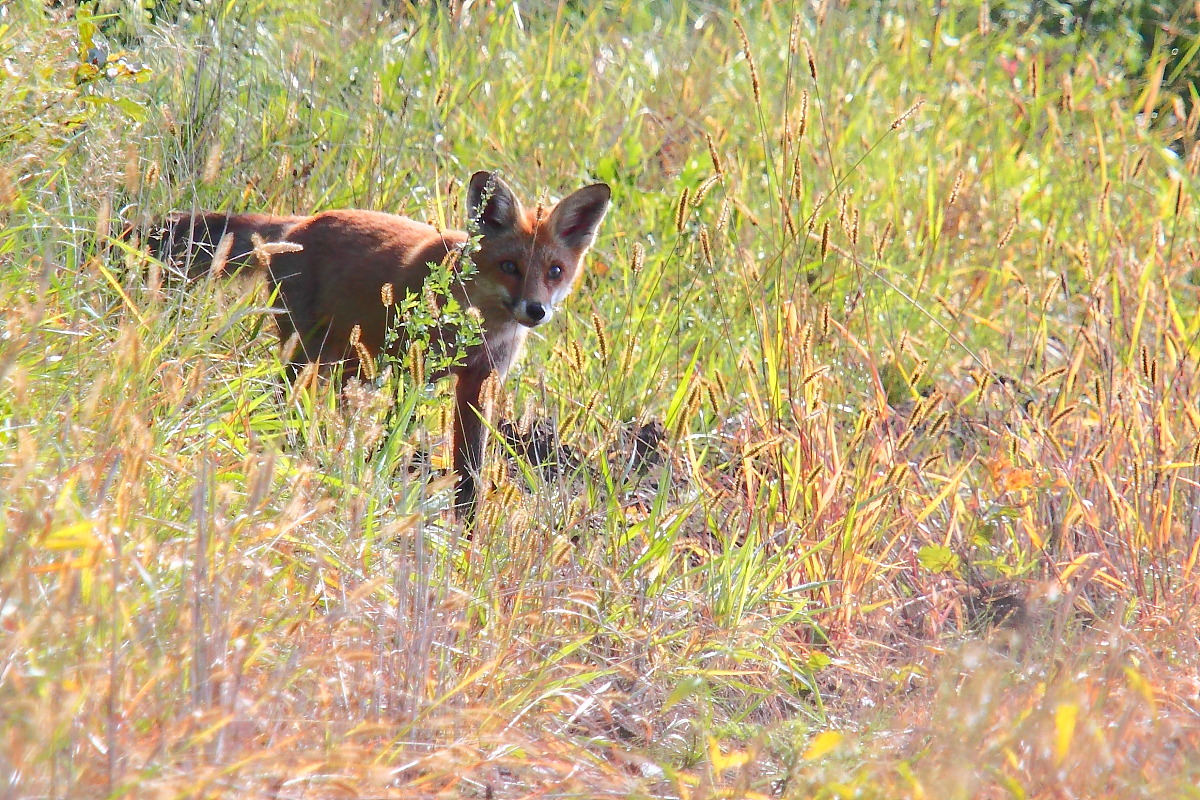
top-left (159, 172), bottom-right (611, 517)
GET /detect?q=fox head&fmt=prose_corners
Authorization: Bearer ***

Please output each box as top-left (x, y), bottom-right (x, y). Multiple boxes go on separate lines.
top-left (466, 171), bottom-right (611, 328)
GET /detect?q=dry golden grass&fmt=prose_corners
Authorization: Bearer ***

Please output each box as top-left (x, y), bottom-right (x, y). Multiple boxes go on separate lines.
top-left (2, 0), bottom-right (1199, 797)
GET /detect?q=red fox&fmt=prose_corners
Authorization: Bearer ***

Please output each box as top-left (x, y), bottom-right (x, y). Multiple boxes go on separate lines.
top-left (159, 171), bottom-right (611, 517)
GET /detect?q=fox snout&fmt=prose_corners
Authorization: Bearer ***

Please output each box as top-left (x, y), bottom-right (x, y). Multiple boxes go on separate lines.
top-left (512, 299), bottom-right (552, 327)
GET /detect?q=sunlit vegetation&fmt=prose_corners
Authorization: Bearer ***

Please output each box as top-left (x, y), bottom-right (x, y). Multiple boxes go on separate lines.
top-left (2, 0), bottom-right (1199, 796)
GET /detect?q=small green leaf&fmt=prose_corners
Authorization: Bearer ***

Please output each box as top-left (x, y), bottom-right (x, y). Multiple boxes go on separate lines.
top-left (595, 155), bottom-right (619, 185)
top-left (78, 17), bottom-right (97, 54)
top-left (661, 675), bottom-right (704, 713)
top-left (807, 651), bottom-right (832, 670)
top-left (917, 544), bottom-right (960, 574)
top-left (116, 97), bottom-right (147, 122)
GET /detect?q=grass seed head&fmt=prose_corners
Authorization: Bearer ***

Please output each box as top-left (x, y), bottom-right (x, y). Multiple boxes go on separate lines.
top-left (810, 191), bottom-right (826, 224)
top-left (1132, 151), bottom-right (1146, 178)
top-left (699, 224), bottom-right (713, 266)
top-left (713, 369), bottom-right (730, 404)
top-left (997, 213), bottom-right (1018, 250)
top-left (706, 133), bottom-right (724, 177)
top-left (890, 99), bottom-right (925, 130)
top-left (569, 338), bottom-right (587, 373)
top-left (675, 186), bottom-right (691, 233)
top-left (424, 285), bottom-right (440, 319)
top-left (928, 411), bottom-right (950, 439)
top-left (703, 379), bottom-right (720, 415)
top-left (948, 170), bottom-right (963, 207)
top-left (783, 206), bottom-right (797, 239)
top-left (355, 342), bottom-right (376, 380)
top-left (693, 174), bottom-right (719, 207)
top-left (94, 195), bottom-right (111, 249)
top-left (591, 312), bottom-right (609, 362)
top-left (874, 220), bottom-right (894, 260)
top-left (802, 365), bottom-right (829, 387)
top-left (672, 380), bottom-right (704, 441)
top-left (250, 236), bottom-right (303, 270)
top-left (630, 241), bottom-right (645, 274)
top-left (733, 19), bottom-right (761, 106)
top-left (1047, 431), bottom-right (1066, 460)
top-left (804, 39), bottom-right (818, 81)
top-left (213, 232), bottom-right (235, 276)
top-left (123, 143), bottom-right (140, 193)
top-left (1050, 403), bottom-right (1077, 428)
top-left (273, 151), bottom-right (292, 185)
top-left (280, 331), bottom-right (302, 364)
top-left (582, 391), bottom-right (599, 425)
top-left (409, 341), bottom-right (426, 385)
top-left (910, 358), bottom-right (929, 390)
top-left (203, 144), bottom-right (223, 184)
top-left (426, 196), bottom-right (442, 233)
top-left (920, 452), bottom-right (946, 472)
top-left (909, 390), bottom-right (943, 429)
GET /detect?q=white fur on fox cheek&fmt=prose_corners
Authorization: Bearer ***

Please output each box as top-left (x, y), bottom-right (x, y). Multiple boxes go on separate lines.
top-left (551, 284), bottom-right (573, 306)
top-left (551, 269), bottom-right (581, 306)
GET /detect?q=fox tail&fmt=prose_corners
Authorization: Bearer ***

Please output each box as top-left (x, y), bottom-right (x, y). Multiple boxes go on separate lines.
top-left (154, 211), bottom-right (303, 280)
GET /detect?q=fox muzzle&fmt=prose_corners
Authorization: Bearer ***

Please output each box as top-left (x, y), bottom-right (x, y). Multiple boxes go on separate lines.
top-left (513, 299), bottom-right (552, 327)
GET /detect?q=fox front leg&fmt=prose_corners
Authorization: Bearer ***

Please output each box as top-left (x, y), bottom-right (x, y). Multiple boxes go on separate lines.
top-left (452, 369), bottom-right (490, 521)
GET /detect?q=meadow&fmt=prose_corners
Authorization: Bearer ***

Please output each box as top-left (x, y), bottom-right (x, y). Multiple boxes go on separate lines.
top-left (2, 0), bottom-right (1199, 796)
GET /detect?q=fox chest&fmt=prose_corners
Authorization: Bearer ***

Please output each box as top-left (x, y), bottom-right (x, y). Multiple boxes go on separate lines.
top-left (460, 323), bottom-right (529, 379)
top-left (398, 315), bottom-right (527, 383)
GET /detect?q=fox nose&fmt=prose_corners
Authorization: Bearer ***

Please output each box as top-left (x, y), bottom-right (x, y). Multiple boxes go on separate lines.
top-left (524, 301), bottom-right (546, 323)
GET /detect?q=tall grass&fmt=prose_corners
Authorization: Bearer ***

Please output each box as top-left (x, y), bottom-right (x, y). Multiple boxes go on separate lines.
top-left (2, 0), bottom-right (1199, 796)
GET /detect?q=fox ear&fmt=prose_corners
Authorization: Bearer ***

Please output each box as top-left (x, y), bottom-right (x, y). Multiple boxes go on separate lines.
top-left (551, 183), bottom-right (611, 252)
top-left (468, 171), bottom-right (522, 233)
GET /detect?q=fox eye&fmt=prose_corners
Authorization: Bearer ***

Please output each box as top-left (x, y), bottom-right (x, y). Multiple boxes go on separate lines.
top-left (548, 265), bottom-right (563, 280)
top-left (499, 260), bottom-right (519, 276)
